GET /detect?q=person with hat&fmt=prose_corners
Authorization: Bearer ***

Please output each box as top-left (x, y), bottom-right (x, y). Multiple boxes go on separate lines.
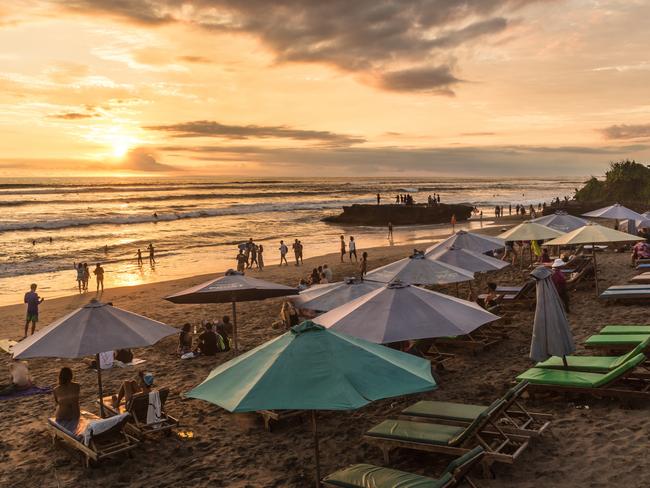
top-left (112, 371), bottom-right (154, 409)
top-left (551, 259), bottom-right (569, 313)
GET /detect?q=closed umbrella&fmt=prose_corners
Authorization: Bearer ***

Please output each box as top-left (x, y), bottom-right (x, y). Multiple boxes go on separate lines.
top-left (313, 281), bottom-right (499, 344)
top-left (290, 278), bottom-right (383, 313)
top-left (529, 267), bottom-right (575, 365)
top-left (425, 245), bottom-right (509, 273)
top-left (12, 299), bottom-right (178, 416)
top-left (530, 211), bottom-right (588, 233)
top-left (165, 271), bottom-right (298, 353)
top-left (365, 252), bottom-right (474, 285)
top-left (582, 203), bottom-right (643, 221)
top-left (544, 223), bottom-right (642, 294)
top-left (186, 320), bottom-right (436, 487)
top-left (425, 230), bottom-right (505, 254)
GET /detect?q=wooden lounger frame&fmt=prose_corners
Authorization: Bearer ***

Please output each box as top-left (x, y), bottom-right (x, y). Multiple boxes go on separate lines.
top-left (48, 411), bottom-right (139, 467)
top-left (257, 410), bottom-right (304, 432)
top-left (434, 328), bottom-right (502, 352)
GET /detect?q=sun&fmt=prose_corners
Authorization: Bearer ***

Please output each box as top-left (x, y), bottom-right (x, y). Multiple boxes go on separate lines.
top-left (110, 134), bottom-right (132, 158)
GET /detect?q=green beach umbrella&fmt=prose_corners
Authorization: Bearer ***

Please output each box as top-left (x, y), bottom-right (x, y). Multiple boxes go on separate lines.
top-left (186, 320), bottom-right (436, 486)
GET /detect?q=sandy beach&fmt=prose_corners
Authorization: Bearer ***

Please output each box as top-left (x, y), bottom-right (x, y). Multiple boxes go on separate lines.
top-left (2, 223), bottom-right (650, 487)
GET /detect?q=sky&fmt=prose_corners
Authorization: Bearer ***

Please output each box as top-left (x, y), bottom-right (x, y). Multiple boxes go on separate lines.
top-left (0, 0), bottom-right (649, 177)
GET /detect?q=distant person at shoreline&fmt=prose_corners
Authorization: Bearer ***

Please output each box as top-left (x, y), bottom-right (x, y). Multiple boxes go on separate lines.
top-left (23, 283), bottom-right (44, 338)
top-left (388, 221), bottom-right (393, 240)
top-left (292, 239), bottom-right (301, 266)
top-left (376, 193), bottom-right (381, 205)
top-left (297, 240), bottom-right (304, 265)
top-left (349, 236), bottom-right (358, 262)
top-left (340, 235), bottom-right (346, 262)
top-left (74, 262), bottom-right (84, 293)
top-left (148, 242), bottom-right (156, 265)
top-left (236, 249), bottom-right (247, 272)
top-left (279, 240), bottom-right (289, 266)
top-left (83, 263), bottom-right (90, 291)
top-left (93, 263), bottom-right (105, 292)
top-left (257, 244), bottom-right (264, 270)
top-left (136, 248), bottom-right (143, 266)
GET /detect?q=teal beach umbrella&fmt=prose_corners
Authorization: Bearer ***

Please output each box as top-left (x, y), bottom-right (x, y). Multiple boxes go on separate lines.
top-left (187, 321), bottom-right (436, 486)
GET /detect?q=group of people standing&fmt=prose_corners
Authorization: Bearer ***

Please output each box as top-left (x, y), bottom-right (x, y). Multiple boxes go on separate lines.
top-left (396, 194), bottom-right (415, 205)
top-left (136, 243), bottom-right (156, 267)
top-left (74, 262), bottom-right (104, 293)
top-left (236, 238), bottom-right (265, 271)
top-left (427, 194), bottom-right (441, 205)
top-left (494, 203), bottom-right (546, 218)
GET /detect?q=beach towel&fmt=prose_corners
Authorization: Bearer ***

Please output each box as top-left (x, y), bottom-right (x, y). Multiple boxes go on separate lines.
top-left (0, 385), bottom-right (51, 401)
top-left (114, 358), bottom-right (146, 368)
top-left (99, 351), bottom-right (114, 369)
top-left (81, 413), bottom-right (129, 446)
top-left (146, 391), bottom-right (162, 428)
top-left (0, 339), bottom-right (17, 354)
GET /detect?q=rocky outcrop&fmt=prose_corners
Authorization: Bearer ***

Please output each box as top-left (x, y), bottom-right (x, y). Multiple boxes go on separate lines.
top-left (322, 203), bottom-right (473, 226)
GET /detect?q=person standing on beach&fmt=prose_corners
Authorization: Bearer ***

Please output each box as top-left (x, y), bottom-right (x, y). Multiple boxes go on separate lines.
top-left (74, 263), bottom-right (84, 293)
top-left (136, 248), bottom-right (143, 266)
top-left (298, 240), bottom-right (304, 265)
top-left (349, 236), bottom-right (358, 262)
top-left (279, 240), bottom-right (289, 266)
top-left (340, 235), bottom-right (346, 262)
top-left (388, 221), bottom-right (393, 240)
top-left (376, 193), bottom-right (381, 205)
top-left (148, 243), bottom-right (156, 265)
top-left (23, 283), bottom-right (44, 337)
top-left (244, 238), bottom-right (253, 267)
top-left (359, 252), bottom-right (368, 280)
top-left (509, 204), bottom-right (512, 215)
top-left (292, 239), bottom-right (301, 266)
top-left (82, 263), bottom-right (90, 291)
top-left (257, 244), bottom-right (264, 270)
top-left (249, 242), bottom-right (258, 269)
top-left (93, 263), bottom-right (104, 292)
top-left (236, 249), bottom-right (247, 272)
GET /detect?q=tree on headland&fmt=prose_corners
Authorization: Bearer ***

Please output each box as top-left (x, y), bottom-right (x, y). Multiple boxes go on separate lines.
top-left (574, 160), bottom-right (650, 204)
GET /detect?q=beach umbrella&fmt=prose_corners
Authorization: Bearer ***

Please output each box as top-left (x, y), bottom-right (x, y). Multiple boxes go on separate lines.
top-left (529, 267), bottom-right (575, 365)
top-left (290, 278), bottom-right (383, 313)
top-left (312, 281), bottom-right (499, 343)
top-left (497, 221), bottom-right (564, 242)
top-left (544, 223), bottom-right (643, 294)
top-left (186, 320), bottom-right (436, 487)
top-left (165, 271), bottom-right (298, 354)
top-left (365, 251), bottom-right (474, 286)
top-left (12, 299), bottom-right (178, 416)
top-left (582, 203), bottom-right (643, 221)
top-left (530, 211), bottom-right (588, 233)
top-left (425, 245), bottom-right (510, 273)
top-left (425, 229), bottom-right (504, 254)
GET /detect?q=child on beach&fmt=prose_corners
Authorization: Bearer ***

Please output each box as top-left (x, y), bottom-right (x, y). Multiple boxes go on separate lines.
top-left (178, 323), bottom-right (193, 355)
top-left (23, 283), bottom-right (44, 338)
top-left (359, 252), bottom-right (368, 280)
top-left (340, 235), bottom-right (346, 262)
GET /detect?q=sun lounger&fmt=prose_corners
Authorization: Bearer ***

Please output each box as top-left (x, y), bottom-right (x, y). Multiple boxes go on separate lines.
top-left (517, 353), bottom-right (650, 399)
top-left (48, 410), bottom-right (138, 467)
top-left (433, 327), bottom-right (502, 353)
top-left (636, 263), bottom-right (650, 270)
top-left (257, 410), bottom-right (304, 431)
top-left (600, 285), bottom-right (650, 302)
top-left (565, 262), bottom-right (594, 289)
top-left (584, 334), bottom-right (650, 352)
top-left (364, 399), bottom-right (529, 469)
top-left (630, 273), bottom-right (650, 284)
top-left (492, 281), bottom-right (535, 309)
top-left (400, 381), bottom-right (550, 438)
top-left (323, 446), bottom-right (484, 488)
top-left (600, 325), bottom-right (650, 334)
top-left (100, 388), bottom-right (178, 439)
top-left (0, 339), bottom-right (17, 354)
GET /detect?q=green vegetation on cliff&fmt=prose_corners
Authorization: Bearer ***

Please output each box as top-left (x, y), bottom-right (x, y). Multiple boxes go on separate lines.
top-left (575, 160), bottom-right (650, 204)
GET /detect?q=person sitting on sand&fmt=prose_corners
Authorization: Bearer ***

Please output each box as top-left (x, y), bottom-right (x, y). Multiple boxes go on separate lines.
top-left (113, 371), bottom-right (154, 409)
top-left (178, 323), bottom-right (193, 355)
top-left (115, 348), bottom-right (134, 364)
top-left (631, 239), bottom-right (650, 266)
top-left (53, 367), bottom-right (80, 427)
top-left (309, 268), bottom-right (320, 285)
top-left (215, 317), bottom-right (231, 352)
top-left (319, 272), bottom-right (329, 284)
top-left (323, 264), bottom-right (332, 281)
top-left (195, 323), bottom-right (220, 356)
top-left (297, 278), bottom-right (308, 291)
top-left (0, 359), bottom-right (32, 395)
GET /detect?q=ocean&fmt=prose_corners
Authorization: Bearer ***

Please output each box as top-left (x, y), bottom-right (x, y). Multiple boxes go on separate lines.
top-left (0, 176), bottom-right (583, 306)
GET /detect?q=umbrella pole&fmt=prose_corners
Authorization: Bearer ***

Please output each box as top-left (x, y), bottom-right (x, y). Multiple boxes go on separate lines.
top-left (592, 244), bottom-right (599, 296)
top-left (312, 410), bottom-right (321, 488)
top-left (455, 282), bottom-right (459, 297)
top-left (96, 353), bottom-right (105, 418)
top-left (562, 355), bottom-right (568, 368)
top-left (232, 301), bottom-right (239, 355)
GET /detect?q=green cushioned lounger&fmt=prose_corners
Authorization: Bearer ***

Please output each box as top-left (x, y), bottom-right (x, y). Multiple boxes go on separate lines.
top-left (585, 334), bottom-right (650, 348)
top-left (322, 464), bottom-right (452, 488)
top-left (366, 420), bottom-right (466, 446)
top-left (601, 325), bottom-right (650, 334)
top-left (517, 354), bottom-right (646, 388)
top-left (537, 338), bottom-right (650, 372)
top-left (600, 289), bottom-right (650, 299)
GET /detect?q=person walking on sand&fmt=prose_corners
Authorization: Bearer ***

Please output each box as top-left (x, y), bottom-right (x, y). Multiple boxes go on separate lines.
top-left (249, 242), bottom-right (258, 269)
top-left (74, 262), bottom-right (84, 293)
top-left (82, 263), bottom-right (90, 292)
top-left (388, 221), bottom-right (393, 240)
top-left (279, 240), bottom-right (289, 266)
top-left (257, 244), bottom-right (264, 270)
top-left (93, 263), bottom-right (105, 292)
top-left (148, 243), bottom-right (156, 265)
top-left (292, 239), bottom-right (301, 266)
top-left (340, 235), bottom-right (346, 262)
top-left (24, 283), bottom-right (44, 338)
top-left (359, 252), bottom-right (368, 280)
top-left (136, 248), bottom-right (143, 266)
top-left (297, 240), bottom-right (304, 265)
top-left (349, 236), bottom-right (358, 262)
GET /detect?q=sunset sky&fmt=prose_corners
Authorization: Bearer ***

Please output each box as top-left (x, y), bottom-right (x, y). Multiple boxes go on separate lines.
top-left (1, 0), bottom-right (649, 177)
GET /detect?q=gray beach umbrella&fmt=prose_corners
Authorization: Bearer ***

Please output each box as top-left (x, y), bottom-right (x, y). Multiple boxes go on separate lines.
top-left (425, 245), bottom-right (510, 273)
top-left (582, 203), bottom-right (643, 221)
top-left (290, 278), bottom-right (383, 313)
top-left (529, 267), bottom-right (575, 365)
top-left (530, 211), bottom-right (588, 233)
top-left (165, 270), bottom-right (298, 353)
top-left (12, 299), bottom-right (178, 416)
top-left (425, 230), bottom-right (505, 254)
top-left (365, 252), bottom-right (474, 286)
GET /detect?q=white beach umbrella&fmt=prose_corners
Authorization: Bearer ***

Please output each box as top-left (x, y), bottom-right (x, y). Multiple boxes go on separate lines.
top-left (497, 222), bottom-right (564, 242)
top-left (365, 252), bottom-right (474, 285)
top-left (312, 281), bottom-right (499, 344)
top-left (582, 203), bottom-right (643, 221)
top-left (12, 299), bottom-right (178, 416)
top-left (290, 279), bottom-right (383, 313)
top-left (425, 245), bottom-right (509, 273)
top-left (425, 230), bottom-right (505, 255)
top-left (530, 211), bottom-right (588, 233)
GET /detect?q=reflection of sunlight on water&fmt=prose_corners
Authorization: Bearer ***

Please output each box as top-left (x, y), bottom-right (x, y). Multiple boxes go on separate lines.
top-left (108, 263), bottom-right (153, 289)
